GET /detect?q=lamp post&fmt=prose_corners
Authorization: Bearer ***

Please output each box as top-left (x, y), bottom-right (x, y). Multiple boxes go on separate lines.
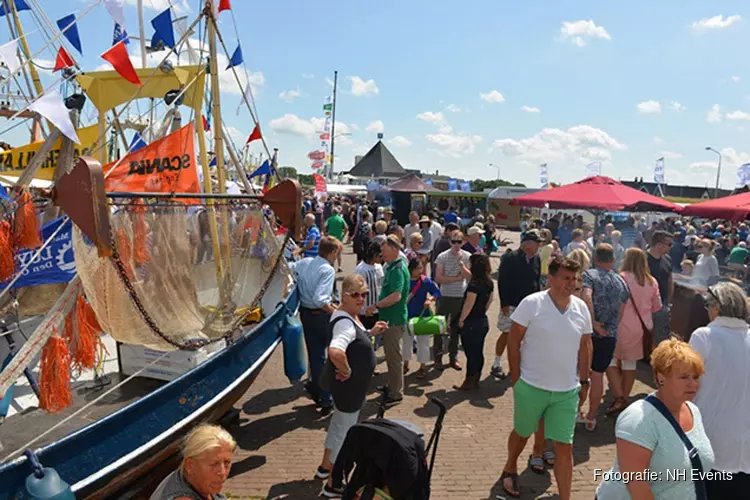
top-left (705, 146), bottom-right (722, 198)
top-left (488, 163), bottom-right (500, 180)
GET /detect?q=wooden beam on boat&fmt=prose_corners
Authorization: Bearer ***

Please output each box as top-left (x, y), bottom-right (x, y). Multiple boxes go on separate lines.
top-left (0, 107), bottom-right (36, 119)
top-left (43, 110), bottom-right (80, 223)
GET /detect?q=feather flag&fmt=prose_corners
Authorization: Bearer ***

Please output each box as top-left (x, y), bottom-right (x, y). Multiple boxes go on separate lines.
top-left (56, 14), bottom-right (83, 55)
top-left (737, 163), bottom-right (750, 188)
top-left (150, 9), bottom-right (175, 49)
top-left (218, 0), bottom-right (231, 12)
top-left (654, 157), bottom-right (665, 184)
top-left (53, 46), bottom-right (74, 72)
top-left (104, 0), bottom-right (126, 28)
top-left (101, 40), bottom-right (141, 85)
top-left (246, 124), bottom-right (261, 144)
top-left (540, 164), bottom-right (549, 189)
top-left (225, 45), bottom-right (243, 70)
top-left (0, 40), bottom-right (20, 74)
top-left (28, 89), bottom-right (80, 143)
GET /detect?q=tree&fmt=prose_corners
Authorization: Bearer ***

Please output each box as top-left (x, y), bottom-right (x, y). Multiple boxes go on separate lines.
top-left (298, 174), bottom-right (314, 186)
top-left (470, 179), bottom-right (526, 191)
top-left (278, 166), bottom-right (298, 178)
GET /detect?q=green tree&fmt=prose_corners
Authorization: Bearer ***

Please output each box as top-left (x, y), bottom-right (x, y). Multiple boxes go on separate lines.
top-left (470, 179), bottom-right (526, 191)
top-left (278, 166), bottom-right (298, 178)
top-left (298, 174), bottom-right (314, 186)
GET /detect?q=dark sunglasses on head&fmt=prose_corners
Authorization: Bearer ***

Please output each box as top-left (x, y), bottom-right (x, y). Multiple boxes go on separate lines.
top-left (345, 291), bottom-right (369, 299)
top-left (451, 240), bottom-right (463, 244)
top-left (704, 286), bottom-right (721, 309)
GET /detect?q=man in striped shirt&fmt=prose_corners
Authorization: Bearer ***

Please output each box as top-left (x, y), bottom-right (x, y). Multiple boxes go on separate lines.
top-left (294, 213), bottom-right (321, 258)
top-left (353, 242), bottom-right (385, 330)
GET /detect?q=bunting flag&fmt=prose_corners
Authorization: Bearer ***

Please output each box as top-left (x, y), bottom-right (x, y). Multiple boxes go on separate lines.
top-left (104, 0), bottom-right (126, 28)
top-left (249, 160), bottom-right (271, 178)
top-left (246, 124), bottom-right (261, 144)
top-left (113, 22), bottom-right (129, 46)
top-left (202, 115), bottom-right (210, 132)
top-left (0, 40), bottom-right (20, 75)
top-left (218, 0), bottom-right (231, 12)
top-left (737, 163), bottom-right (750, 188)
top-left (236, 84), bottom-right (251, 115)
top-left (585, 161), bottom-right (601, 177)
top-left (310, 96), bottom-right (333, 172)
top-left (101, 40), bottom-right (141, 86)
top-left (0, 0), bottom-right (30, 17)
top-left (53, 46), bottom-right (74, 72)
top-left (56, 14), bottom-right (83, 55)
top-left (150, 9), bottom-right (175, 49)
top-left (225, 45), bottom-right (243, 70)
top-left (540, 163), bottom-right (548, 189)
top-left (27, 89), bottom-right (80, 144)
top-left (654, 157), bottom-right (665, 184)
top-left (128, 132), bottom-right (147, 153)
top-left (209, 156), bottom-right (217, 167)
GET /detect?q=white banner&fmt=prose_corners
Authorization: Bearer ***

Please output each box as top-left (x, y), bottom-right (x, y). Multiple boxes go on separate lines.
top-left (654, 157), bottom-right (665, 184)
top-left (540, 163), bottom-right (548, 189)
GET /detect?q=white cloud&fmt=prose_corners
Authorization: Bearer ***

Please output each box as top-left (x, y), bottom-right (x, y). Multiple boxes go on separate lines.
top-left (690, 15), bottom-right (742, 33)
top-left (301, 72), bottom-right (315, 79)
top-left (417, 111), bottom-right (447, 126)
top-left (426, 133), bottom-right (483, 157)
top-left (733, 76), bottom-right (741, 83)
top-left (444, 104), bottom-right (461, 112)
top-left (349, 76), bottom-right (379, 96)
top-left (492, 125), bottom-right (626, 165)
top-left (325, 77), bottom-right (334, 88)
top-left (366, 120), bottom-right (385, 134)
top-left (268, 114), bottom-right (352, 145)
top-left (390, 136), bottom-right (412, 147)
top-left (479, 90), bottom-right (505, 103)
top-left (689, 161), bottom-right (718, 171)
top-left (670, 101), bottom-right (685, 112)
top-left (279, 89), bottom-right (302, 102)
top-left (653, 136), bottom-right (664, 144)
top-left (637, 100), bottom-right (662, 114)
top-left (521, 105), bottom-right (541, 113)
top-left (707, 104), bottom-right (722, 123)
top-left (124, 0), bottom-right (189, 14)
top-left (560, 20), bottom-right (612, 47)
top-left (727, 110), bottom-right (750, 121)
top-left (661, 151), bottom-right (683, 159)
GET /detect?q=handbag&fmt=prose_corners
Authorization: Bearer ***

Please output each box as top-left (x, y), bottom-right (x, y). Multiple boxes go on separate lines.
top-left (407, 308), bottom-right (448, 336)
top-left (628, 293), bottom-right (653, 360)
top-left (644, 395), bottom-right (708, 500)
top-left (319, 316), bottom-right (354, 392)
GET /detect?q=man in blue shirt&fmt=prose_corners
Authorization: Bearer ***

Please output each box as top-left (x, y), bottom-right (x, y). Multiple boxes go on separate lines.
top-left (291, 236), bottom-right (342, 415)
top-left (294, 213), bottom-right (321, 258)
top-left (443, 206), bottom-right (459, 225)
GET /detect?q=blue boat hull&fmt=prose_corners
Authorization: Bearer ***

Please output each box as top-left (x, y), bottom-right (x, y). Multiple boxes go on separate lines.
top-left (0, 289), bottom-right (299, 499)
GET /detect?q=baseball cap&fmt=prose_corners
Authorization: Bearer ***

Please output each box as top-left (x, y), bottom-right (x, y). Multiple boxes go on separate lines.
top-left (467, 226), bottom-right (485, 236)
top-left (522, 231), bottom-right (541, 243)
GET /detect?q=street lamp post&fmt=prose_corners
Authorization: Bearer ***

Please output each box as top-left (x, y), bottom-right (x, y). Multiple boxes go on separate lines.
top-left (488, 163), bottom-right (500, 180)
top-left (705, 147), bottom-right (722, 198)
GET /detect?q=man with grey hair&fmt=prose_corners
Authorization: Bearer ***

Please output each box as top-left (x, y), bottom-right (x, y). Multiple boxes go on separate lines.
top-left (294, 213), bottom-right (321, 258)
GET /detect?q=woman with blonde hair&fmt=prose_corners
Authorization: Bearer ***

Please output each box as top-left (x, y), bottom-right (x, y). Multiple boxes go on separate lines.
top-left (694, 238), bottom-right (720, 287)
top-left (538, 228), bottom-right (554, 289)
top-left (607, 248), bottom-right (662, 414)
top-left (596, 339), bottom-right (714, 499)
top-left (150, 424), bottom-right (237, 500)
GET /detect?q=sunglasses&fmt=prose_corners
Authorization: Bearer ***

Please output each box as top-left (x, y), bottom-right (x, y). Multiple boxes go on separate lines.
top-left (451, 240), bottom-right (463, 245)
top-left (705, 286), bottom-right (721, 309)
top-left (345, 291), bottom-right (369, 299)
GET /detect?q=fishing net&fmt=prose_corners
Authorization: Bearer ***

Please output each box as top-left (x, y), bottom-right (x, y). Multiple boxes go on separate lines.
top-left (72, 200), bottom-right (291, 351)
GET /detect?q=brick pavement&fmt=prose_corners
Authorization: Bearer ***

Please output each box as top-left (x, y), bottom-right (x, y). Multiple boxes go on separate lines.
top-left (223, 239), bottom-right (657, 500)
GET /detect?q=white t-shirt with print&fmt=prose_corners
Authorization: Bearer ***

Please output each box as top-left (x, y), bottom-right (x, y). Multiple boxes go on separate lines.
top-left (510, 290), bottom-right (593, 392)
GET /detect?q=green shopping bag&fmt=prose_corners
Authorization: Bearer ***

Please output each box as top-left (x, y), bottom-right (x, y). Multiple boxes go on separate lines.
top-left (407, 307), bottom-right (447, 336)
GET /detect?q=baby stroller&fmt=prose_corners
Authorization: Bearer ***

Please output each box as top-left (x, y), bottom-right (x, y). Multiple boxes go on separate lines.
top-left (330, 392), bottom-right (447, 500)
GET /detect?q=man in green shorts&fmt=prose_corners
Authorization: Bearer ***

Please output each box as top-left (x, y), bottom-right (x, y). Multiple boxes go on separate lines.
top-left (325, 207), bottom-right (347, 271)
top-left (499, 257), bottom-right (592, 500)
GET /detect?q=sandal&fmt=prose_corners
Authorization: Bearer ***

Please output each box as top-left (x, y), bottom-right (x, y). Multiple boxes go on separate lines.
top-left (606, 397), bottom-right (627, 415)
top-left (500, 471), bottom-right (521, 498)
top-left (528, 455), bottom-right (544, 475)
top-left (543, 450), bottom-right (555, 467)
top-left (415, 367), bottom-right (426, 379)
top-left (585, 418), bottom-right (597, 432)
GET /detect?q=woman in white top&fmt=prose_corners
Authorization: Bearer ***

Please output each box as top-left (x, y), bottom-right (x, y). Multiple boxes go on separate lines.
top-left (596, 339), bottom-right (714, 500)
top-left (689, 282), bottom-right (750, 499)
top-left (694, 239), bottom-right (720, 287)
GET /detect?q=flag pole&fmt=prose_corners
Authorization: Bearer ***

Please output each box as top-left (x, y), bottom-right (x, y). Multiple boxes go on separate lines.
top-left (137, 0), bottom-right (147, 68)
top-left (329, 70), bottom-right (338, 181)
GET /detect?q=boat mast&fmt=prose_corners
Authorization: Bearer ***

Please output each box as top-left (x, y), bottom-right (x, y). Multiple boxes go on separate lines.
top-left (137, 0), bottom-right (147, 68)
top-left (328, 70), bottom-right (338, 181)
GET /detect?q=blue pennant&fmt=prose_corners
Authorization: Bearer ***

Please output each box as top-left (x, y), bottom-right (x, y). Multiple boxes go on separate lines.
top-left (249, 160), bottom-right (271, 179)
top-left (225, 44), bottom-right (243, 70)
top-left (150, 8), bottom-right (175, 49)
top-left (56, 14), bottom-right (82, 55)
top-left (0, 0), bottom-right (30, 17)
top-left (113, 22), bottom-right (129, 46)
top-left (209, 157), bottom-right (217, 167)
top-left (0, 183), bottom-right (10, 203)
top-left (129, 132), bottom-right (147, 153)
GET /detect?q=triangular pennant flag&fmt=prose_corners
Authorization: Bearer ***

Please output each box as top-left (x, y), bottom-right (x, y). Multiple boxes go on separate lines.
top-left (0, 40), bottom-right (20, 74)
top-left (28, 89), bottom-right (80, 143)
top-left (104, 0), bottom-right (126, 28)
top-left (246, 124), bottom-right (261, 144)
top-left (209, 156), bottom-right (217, 167)
top-left (249, 160), bottom-right (271, 178)
top-left (150, 9), bottom-right (175, 49)
top-left (202, 115), bottom-right (210, 132)
top-left (113, 22), bottom-right (130, 46)
top-left (128, 132), bottom-right (147, 152)
top-left (236, 84), bottom-right (251, 115)
top-left (225, 45), bottom-right (243, 70)
top-left (0, 0), bottom-right (30, 17)
top-left (56, 14), bottom-right (83, 55)
top-left (53, 46), bottom-right (74, 72)
top-left (101, 40), bottom-right (141, 85)
top-left (218, 0), bottom-right (231, 12)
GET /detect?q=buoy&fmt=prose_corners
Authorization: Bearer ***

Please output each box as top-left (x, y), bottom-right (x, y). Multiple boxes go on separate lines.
top-left (23, 450), bottom-right (75, 500)
top-left (281, 312), bottom-right (306, 384)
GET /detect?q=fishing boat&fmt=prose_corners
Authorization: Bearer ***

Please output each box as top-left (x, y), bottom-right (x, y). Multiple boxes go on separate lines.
top-left (0, 1), bottom-right (303, 497)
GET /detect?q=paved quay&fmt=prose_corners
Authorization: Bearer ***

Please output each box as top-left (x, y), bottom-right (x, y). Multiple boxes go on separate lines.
top-left (224, 233), bottom-right (657, 499)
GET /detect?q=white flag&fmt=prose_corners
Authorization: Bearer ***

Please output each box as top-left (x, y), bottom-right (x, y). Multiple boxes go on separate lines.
top-left (540, 163), bottom-right (549, 189)
top-left (104, 0), bottom-right (126, 29)
top-left (585, 161), bottom-right (601, 177)
top-left (0, 40), bottom-right (21, 75)
top-left (654, 157), bottom-right (665, 184)
top-left (737, 163), bottom-right (750, 187)
top-left (28, 89), bottom-right (80, 144)
top-left (236, 84), bottom-right (252, 115)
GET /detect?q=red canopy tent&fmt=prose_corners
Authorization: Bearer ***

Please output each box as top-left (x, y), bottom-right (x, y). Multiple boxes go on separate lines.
top-left (681, 192), bottom-right (750, 221)
top-left (511, 175), bottom-right (682, 213)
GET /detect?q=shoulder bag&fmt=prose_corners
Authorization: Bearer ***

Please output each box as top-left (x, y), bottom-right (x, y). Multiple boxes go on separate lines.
top-left (319, 316), bottom-right (355, 392)
top-left (628, 288), bottom-right (653, 360)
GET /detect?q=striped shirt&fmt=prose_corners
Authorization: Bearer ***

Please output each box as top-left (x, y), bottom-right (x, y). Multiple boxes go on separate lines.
top-left (303, 225), bottom-right (321, 257)
top-left (435, 248), bottom-right (471, 297)
top-left (354, 262), bottom-right (384, 315)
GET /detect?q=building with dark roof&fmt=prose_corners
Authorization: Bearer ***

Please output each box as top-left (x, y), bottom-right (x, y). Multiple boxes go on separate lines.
top-left (621, 177), bottom-right (733, 200)
top-left (346, 140), bottom-right (407, 181)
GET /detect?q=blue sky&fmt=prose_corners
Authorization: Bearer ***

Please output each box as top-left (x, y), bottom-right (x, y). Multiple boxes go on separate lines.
top-left (11, 0), bottom-right (750, 188)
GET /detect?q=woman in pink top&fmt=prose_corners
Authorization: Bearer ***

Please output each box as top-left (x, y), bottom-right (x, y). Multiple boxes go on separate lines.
top-left (607, 248), bottom-right (662, 413)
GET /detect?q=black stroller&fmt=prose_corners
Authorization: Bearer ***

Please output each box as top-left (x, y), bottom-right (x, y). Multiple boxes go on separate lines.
top-left (330, 393), bottom-right (447, 500)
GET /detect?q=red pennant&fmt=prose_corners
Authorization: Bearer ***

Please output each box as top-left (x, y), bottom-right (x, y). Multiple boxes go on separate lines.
top-left (53, 47), bottom-right (74, 72)
top-left (246, 124), bottom-right (261, 144)
top-left (218, 0), bottom-right (231, 12)
top-left (202, 115), bottom-right (210, 132)
top-left (101, 40), bottom-right (141, 86)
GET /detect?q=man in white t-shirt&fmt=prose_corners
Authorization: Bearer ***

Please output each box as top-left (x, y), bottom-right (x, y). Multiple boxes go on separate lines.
top-left (434, 232), bottom-right (471, 370)
top-left (499, 256), bottom-right (592, 500)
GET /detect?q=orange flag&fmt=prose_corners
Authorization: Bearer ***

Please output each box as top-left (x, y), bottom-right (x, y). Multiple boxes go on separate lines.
top-left (101, 40), bottom-right (141, 86)
top-left (53, 47), bottom-right (74, 72)
top-left (246, 124), bottom-right (261, 144)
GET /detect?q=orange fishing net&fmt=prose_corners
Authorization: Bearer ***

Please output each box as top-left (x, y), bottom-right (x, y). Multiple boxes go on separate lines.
top-left (38, 335), bottom-right (72, 413)
top-left (13, 190), bottom-right (41, 249)
top-left (0, 220), bottom-right (14, 281)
